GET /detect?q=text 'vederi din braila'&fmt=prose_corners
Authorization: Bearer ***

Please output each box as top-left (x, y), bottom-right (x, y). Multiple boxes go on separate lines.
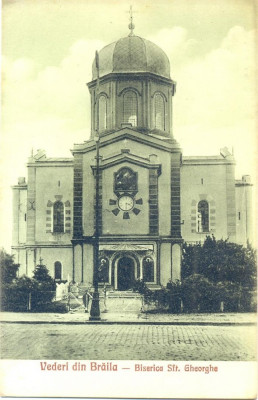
top-left (40, 361), bottom-right (218, 374)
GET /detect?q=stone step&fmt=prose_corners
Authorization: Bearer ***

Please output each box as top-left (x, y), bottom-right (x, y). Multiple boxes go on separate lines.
top-left (101, 297), bottom-right (143, 313)
top-left (107, 290), bottom-right (142, 298)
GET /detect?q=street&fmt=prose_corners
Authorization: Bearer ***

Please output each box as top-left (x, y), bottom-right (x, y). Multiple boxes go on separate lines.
top-left (0, 322), bottom-right (256, 361)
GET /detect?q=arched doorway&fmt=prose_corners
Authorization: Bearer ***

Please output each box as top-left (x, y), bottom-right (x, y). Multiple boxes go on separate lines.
top-left (117, 256), bottom-right (135, 290)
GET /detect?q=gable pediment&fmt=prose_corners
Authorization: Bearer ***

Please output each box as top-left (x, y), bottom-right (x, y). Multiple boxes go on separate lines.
top-left (72, 127), bottom-right (181, 155)
top-left (91, 148), bottom-right (161, 175)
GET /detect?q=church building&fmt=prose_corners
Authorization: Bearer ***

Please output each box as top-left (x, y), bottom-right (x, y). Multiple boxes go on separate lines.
top-left (12, 24), bottom-right (253, 290)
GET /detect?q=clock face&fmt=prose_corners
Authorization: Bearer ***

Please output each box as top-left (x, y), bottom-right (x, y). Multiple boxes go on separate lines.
top-left (118, 195), bottom-right (134, 211)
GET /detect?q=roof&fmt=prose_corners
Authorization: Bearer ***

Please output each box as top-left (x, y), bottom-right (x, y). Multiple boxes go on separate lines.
top-left (92, 35), bottom-right (171, 80)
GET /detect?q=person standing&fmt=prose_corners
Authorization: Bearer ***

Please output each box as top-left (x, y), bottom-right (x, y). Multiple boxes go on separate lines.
top-left (103, 283), bottom-right (107, 312)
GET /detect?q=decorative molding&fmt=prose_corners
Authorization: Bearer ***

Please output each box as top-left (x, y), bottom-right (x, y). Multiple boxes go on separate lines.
top-left (149, 169), bottom-right (159, 235)
top-left (151, 90), bottom-right (168, 102)
top-left (118, 87), bottom-right (142, 97)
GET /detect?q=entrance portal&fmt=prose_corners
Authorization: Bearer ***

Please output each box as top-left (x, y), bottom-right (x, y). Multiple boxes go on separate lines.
top-left (117, 256), bottom-right (135, 290)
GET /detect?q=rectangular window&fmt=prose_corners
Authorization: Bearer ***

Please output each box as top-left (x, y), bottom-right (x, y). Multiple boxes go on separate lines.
top-left (238, 212), bottom-right (241, 220)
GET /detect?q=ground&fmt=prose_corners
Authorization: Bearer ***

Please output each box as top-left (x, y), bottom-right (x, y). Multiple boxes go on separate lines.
top-left (0, 322), bottom-right (256, 360)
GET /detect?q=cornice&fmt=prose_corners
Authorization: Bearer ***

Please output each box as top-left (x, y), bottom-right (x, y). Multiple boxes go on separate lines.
top-left (87, 72), bottom-right (175, 89)
top-left (90, 150), bottom-right (162, 174)
top-left (72, 129), bottom-right (182, 155)
top-left (182, 157), bottom-right (236, 166)
top-left (12, 185), bottom-right (27, 190)
top-left (12, 244), bottom-right (73, 249)
top-left (27, 159), bottom-right (74, 167)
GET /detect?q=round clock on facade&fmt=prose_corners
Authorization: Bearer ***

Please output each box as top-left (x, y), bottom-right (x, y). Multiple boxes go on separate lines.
top-left (118, 195), bottom-right (134, 211)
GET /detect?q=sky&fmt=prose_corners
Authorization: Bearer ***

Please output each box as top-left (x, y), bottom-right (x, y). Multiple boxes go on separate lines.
top-left (1, 0), bottom-right (257, 251)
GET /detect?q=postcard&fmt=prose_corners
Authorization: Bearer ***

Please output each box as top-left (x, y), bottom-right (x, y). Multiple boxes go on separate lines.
top-left (0, 0), bottom-right (257, 398)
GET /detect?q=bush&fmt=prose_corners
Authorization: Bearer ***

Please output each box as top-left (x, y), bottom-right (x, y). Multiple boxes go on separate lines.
top-left (2, 276), bottom-right (37, 311)
top-left (182, 236), bottom-right (257, 289)
top-left (181, 274), bottom-right (221, 313)
top-left (166, 280), bottom-right (182, 313)
top-left (1, 261), bottom-right (57, 312)
top-left (35, 300), bottom-right (68, 313)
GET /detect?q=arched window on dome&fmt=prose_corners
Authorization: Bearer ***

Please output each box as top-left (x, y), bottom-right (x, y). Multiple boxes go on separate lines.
top-left (154, 93), bottom-right (165, 131)
top-left (197, 200), bottom-right (209, 233)
top-left (53, 201), bottom-right (64, 233)
top-left (123, 90), bottom-right (137, 127)
top-left (98, 95), bottom-right (107, 132)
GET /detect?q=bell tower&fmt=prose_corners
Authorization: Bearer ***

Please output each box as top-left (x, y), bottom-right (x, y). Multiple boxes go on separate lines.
top-left (87, 27), bottom-right (176, 139)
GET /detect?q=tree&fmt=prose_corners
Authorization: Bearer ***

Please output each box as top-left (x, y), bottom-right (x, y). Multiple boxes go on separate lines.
top-left (31, 263), bottom-right (56, 310)
top-left (0, 249), bottom-right (20, 310)
top-left (183, 236), bottom-right (256, 287)
top-left (0, 248), bottom-right (19, 284)
top-left (0, 253), bottom-right (57, 312)
top-left (33, 264), bottom-right (55, 285)
top-left (182, 236), bottom-right (257, 312)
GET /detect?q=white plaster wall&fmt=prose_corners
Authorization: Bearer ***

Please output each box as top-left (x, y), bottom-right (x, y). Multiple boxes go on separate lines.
top-left (35, 165), bottom-right (73, 243)
top-left (172, 243), bottom-right (181, 282)
top-left (160, 242), bottom-right (171, 285)
top-left (74, 244), bottom-right (82, 283)
top-left (83, 244), bottom-right (94, 286)
top-left (181, 163), bottom-right (228, 242)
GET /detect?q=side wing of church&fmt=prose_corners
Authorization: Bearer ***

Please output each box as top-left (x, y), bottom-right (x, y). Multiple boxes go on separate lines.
top-left (11, 32), bottom-right (253, 289)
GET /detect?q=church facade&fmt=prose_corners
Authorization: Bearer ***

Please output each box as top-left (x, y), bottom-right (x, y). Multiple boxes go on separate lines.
top-left (12, 32), bottom-right (253, 289)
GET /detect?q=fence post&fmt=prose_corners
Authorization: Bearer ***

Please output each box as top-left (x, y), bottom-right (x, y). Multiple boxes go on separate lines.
top-left (27, 292), bottom-right (31, 311)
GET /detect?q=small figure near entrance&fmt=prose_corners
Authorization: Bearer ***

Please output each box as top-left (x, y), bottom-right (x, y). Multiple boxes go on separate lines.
top-left (83, 285), bottom-right (93, 313)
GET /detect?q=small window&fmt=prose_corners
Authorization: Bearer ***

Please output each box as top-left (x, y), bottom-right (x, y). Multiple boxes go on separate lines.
top-left (143, 257), bottom-right (154, 282)
top-left (123, 91), bottom-right (137, 127)
top-left (53, 201), bottom-right (64, 233)
top-left (238, 212), bottom-right (241, 220)
top-left (197, 200), bottom-right (209, 232)
top-left (98, 95), bottom-right (107, 132)
top-left (54, 261), bottom-right (62, 280)
top-left (154, 94), bottom-right (165, 130)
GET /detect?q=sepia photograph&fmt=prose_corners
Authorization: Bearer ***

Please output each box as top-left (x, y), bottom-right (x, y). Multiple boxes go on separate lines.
top-left (0, 0), bottom-right (257, 398)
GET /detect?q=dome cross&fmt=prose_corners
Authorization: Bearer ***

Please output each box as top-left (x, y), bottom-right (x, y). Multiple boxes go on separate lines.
top-left (127, 5), bottom-right (135, 36)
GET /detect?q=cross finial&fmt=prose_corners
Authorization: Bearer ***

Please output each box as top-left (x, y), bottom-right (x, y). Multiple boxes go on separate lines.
top-left (39, 257), bottom-right (44, 265)
top-left (128, 5), bottom-right (135, 36)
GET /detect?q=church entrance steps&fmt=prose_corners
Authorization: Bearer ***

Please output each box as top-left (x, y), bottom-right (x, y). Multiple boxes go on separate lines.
top-left (101, 296), bottom-right (143, 313)
top-left (106, 290), bottom-right (142, 298)
top-left (69, 288), bottom-right (143, 314)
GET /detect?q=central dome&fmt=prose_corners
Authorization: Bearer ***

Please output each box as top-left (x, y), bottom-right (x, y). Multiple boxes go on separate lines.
top-left (92, 35), bottom-right (171, 80)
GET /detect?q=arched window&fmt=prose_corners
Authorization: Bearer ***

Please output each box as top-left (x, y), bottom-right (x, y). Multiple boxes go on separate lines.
top-left (98, 256), bottom-right (109, 283)
top-left (143, 256), bottom-right (154, 282)
top-left (123, 91), bottom-right (137, 127)
top-left (98, 95), bottom-right (107, 132)
top-left (197, 200), bottom-right (209, 232)
top-left (154, 93), bottom-right (165, 130)
top-left (53, 201), bottom-right (64, 233)
top-left (54, 261), bottom-right (62, 280)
